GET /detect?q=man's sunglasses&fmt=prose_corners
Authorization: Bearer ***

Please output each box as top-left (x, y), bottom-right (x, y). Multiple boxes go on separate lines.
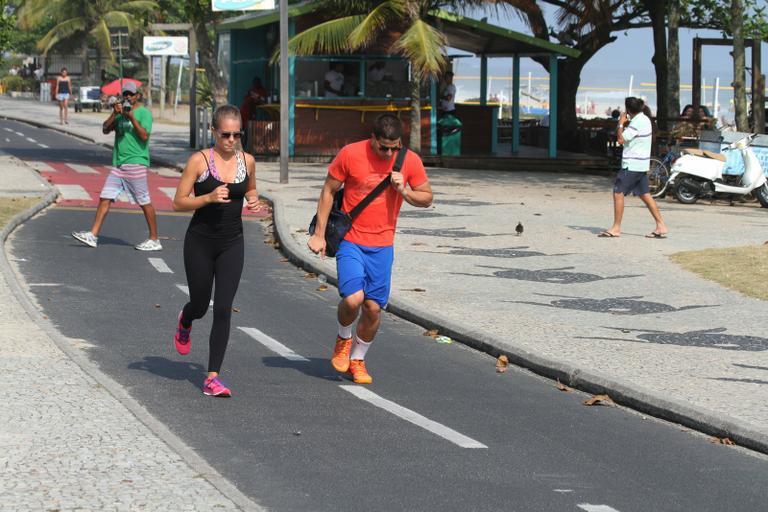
top-left (219, 131), bottom-right (244, 139)
top-left (376, 139), bottom-right (402, 153)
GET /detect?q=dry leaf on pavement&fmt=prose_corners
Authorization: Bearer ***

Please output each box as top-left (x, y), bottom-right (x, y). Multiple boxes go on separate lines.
top-left (232, 307), bottom-right (240, 313)
top-left (555, 379), bottom-right (572, 392)
top-left (423, 329), bottom-right (438, 337)
top-left (153, 304), bottom-right (161, 308)
top-left (279, 258), bottom-right (289, 262)
top-left (406, 288), bottom-right (426, 292)
top-left (496, 355), bottom-right (509, 373)
top-left (304, 272), bottom-right (317, 279)
top-left (583, 394), bottom-right (613, 406)
top-left (711, 437), bottom-right (735, 445)
top-left (316, 285), bottom-right (329, 292)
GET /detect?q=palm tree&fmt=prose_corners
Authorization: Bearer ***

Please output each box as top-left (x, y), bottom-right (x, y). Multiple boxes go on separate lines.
top-left (18, 0), bottom-right (157, 82)
top-left (280, 0), bottom-right (490, 153)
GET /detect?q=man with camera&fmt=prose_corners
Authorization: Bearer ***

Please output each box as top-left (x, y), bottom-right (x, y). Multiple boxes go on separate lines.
top-left (72, 82), bottom-right (161, 251)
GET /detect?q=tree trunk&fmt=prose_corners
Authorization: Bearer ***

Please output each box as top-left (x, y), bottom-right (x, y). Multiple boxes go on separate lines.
top-left (409, 68), bottom-right (421, 153)
top-left (645, 0), bottom-right (669, 130)
top-left (732, 0), bottom-right (748, 131)
top-left (667, 1), bottom-right (681, 120)
top-left (194, 22), bottom-right (228, 107)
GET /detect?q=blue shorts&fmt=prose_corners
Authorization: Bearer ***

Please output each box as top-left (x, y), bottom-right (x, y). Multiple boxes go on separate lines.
top-left (336, 241), bottom-right (394, 308)
top-left (614, 168), bottom-right (650, 196)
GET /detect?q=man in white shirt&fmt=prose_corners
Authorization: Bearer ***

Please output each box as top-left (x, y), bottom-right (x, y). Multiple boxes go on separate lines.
top-left (599, 97), bottom-right (668, 239)
top-left (324, 63), bottom-right (345, 97)
top-left (439, 71), bottom-right (456, 114)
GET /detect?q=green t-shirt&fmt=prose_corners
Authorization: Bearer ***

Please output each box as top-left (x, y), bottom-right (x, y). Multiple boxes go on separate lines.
top-left (113, 105), bottom-right (152, 167)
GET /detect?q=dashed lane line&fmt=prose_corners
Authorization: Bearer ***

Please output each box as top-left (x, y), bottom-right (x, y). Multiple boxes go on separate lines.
top-left (55, 184), bottom-right (92, 201)
top-left (340, 386), bottom-right (488, 449)
top-left (26, 137), bottom-right (37, 143)
top-left (577, 505), bottom-right (621, 512)
top-left (148, 257), bottom-right (173, 273)
top-left (175, 284), bottom-right (214, 306)
top-left (238, 327), bottom-right (310, 362)
top-left (26, 161), bottom-right (57, 172)
top-left (67, 163), bottom-right (100, 174)
top-left (38, 143), bottom-right (49, 149)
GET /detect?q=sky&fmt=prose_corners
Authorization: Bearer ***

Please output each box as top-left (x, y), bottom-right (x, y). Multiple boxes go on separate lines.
top-left (450, 4), bottom-right (768, 121)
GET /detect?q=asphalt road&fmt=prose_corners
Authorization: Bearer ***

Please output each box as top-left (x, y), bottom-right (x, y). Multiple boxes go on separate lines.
top-left (5, 118), bottom-right (768, 512)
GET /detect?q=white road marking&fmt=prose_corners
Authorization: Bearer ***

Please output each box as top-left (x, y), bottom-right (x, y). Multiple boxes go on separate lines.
top-left (148, 257), bottom-right (173, 273)
top-left (26, 161), bottom-right (57, 172)
top-left (553, 489), bottom-right (573, 493)
top-left (38, 143), bottom-right (49, 149)
top-left (340, 386), bottom-right (488, 449)
top-left (577, 505), bottom-right (621, 512)
top-left (159, 187), bottom-right (177, 200)
top-left (56, 184), bottom-right (92, 201)
top-left (26, 137), bottom-right (37, 143)
top-left (4, 138), bottom-right (10, 143)
top-left (28, 283), bottom-right (62, 287)
top-left (67, 163), bottom-right (100, 174)
top-left (238, 327), bottom-right (310, 362)
top-left (14, 131), bottom-right (24, 137)
top-left (175, 284), bottom-right (213, 306)
top-left (3, 127), bottom-right (13, 132)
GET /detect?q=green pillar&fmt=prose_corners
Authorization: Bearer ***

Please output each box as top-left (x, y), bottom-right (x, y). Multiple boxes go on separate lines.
top-left (480, 55), bottom-right (488, 106)
top-left (360, 60), bottom-right (366, 97)
top-left (548, 54), bottom-right (558, 159)
top-left (512, 54), bottom-right (520, 154)
top-left (430, 76), bottom-right (437, 155)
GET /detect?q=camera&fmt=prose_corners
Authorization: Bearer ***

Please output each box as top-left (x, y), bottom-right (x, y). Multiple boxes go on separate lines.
top-left (122, 100), bottom-right (132, 113)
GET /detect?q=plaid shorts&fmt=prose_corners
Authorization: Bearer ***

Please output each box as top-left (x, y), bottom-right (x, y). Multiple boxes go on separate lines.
top-left (100, 164), bottom-right (152, 205)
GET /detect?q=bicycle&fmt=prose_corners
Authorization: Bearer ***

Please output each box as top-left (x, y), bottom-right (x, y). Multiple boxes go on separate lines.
top-left (647, 150), bottom-right (676, 195)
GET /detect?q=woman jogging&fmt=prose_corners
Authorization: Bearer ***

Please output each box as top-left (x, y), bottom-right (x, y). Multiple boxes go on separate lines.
top-left (171, 104), bottom-right (267, 397)
top-left (54, 68), bottom-right (72, 125)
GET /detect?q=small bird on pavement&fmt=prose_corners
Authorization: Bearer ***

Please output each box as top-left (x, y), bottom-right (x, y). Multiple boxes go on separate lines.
top-left (515, 222), bottom-right (524, 236)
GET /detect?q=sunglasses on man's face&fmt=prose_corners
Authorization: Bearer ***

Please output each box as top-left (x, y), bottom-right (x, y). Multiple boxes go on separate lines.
top-left (219, 131), bottom-right (243, 140)
top-left (376, 139), bottom-right (402, 153)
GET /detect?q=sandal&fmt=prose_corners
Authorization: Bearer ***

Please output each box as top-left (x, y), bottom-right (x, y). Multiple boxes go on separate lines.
top-left (598, 231), bottom-right (620, 238)
top-left (645, 232), bottom-right (667, 239)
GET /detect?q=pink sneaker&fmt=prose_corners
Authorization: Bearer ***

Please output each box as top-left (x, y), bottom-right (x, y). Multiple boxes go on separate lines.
top-left (203, 376), bottom-right (231, 397)
top-left (174, 311), bottom-right (191, 355)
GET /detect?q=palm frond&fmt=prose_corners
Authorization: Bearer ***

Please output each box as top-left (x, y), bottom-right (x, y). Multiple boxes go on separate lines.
top-left (37, 17), bottom-right (87, 53)
top-left (90, 19), bottom-right (115, 60)
top-left (348, 0), bottom-right (407, 49)
top-left (18, 0), bottom-right (69, 29)
top-left (271, 15), bottom-right (366, 63)
top-left (392, 18), bottom-right (446, 79)
top-left (103, 11), bottom-right (136, 30)
top-left (117, 1), bottom-right (160, 13)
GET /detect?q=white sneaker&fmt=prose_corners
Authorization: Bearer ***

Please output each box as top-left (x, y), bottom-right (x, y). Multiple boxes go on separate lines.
top-left (72, 231), bottom-right (98, 248)
top-left (135, 238), bottom-right (162, 251)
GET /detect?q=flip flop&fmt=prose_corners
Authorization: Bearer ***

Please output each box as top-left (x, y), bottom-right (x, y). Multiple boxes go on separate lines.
top-left (598, 231), bottom-right (620, 238)
top-left (645, 232), bottom-right (667, 239)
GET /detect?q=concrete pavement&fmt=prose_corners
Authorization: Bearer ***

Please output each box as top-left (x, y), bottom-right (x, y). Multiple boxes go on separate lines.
top-left (2, 96), bottom-right (768, 457)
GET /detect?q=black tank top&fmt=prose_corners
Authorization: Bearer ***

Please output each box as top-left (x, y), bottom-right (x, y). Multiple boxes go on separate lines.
top-left (187, 150), bottom-right (248, 239)
top-left (57, 78), bottom-right (70, 94)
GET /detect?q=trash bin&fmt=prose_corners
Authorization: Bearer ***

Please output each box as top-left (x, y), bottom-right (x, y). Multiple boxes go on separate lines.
top-left (438, 114), bottom-right (462, 156)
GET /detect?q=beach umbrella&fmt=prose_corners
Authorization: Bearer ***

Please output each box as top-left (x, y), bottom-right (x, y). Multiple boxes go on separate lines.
top-left (101, 78), bottom-right (142, 96)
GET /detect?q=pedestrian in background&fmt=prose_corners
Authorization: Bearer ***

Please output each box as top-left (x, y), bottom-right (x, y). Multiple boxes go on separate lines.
top-left (308, 114), bottom-right (433, 384)
top-left (171, 104), bottom-right (267, 397)
top-left (54, 67), bottom-right (72, 125)
top-left (599, 97), bottom-right (668, 239)
top-left (72, 82), bottom-right (161, 251)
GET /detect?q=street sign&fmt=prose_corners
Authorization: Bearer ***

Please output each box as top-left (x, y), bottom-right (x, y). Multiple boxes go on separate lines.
top-left (212, 0), bottom-right (275, 11)
top-left (142, 36), bottom-right (189, 56)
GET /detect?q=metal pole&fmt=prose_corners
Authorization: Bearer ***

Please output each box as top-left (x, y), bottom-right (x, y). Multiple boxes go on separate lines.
top-left (119, 33), bottom-right (124, 93)
top-left (147, 57), bottom-right (153, 107)
top-left (160, 56), bottom-right (166, 120)
top-left (189, 28), bottom-right (197, 148)
top-left (279, 0), bottom-right (289, 183)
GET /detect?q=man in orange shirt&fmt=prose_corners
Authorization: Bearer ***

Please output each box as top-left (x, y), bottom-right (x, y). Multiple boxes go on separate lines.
top-left (308, 114), bottom-right (433, 383)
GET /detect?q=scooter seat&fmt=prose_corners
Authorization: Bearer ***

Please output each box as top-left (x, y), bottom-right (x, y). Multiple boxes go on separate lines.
top-left (681, 148), bottom-right (727, 162)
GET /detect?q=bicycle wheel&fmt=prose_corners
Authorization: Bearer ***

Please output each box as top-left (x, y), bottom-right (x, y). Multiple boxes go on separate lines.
top-left (647, 158), bottom-right (669, 194)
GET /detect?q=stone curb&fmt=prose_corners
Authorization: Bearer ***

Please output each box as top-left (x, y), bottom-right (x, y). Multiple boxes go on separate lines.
top-left (263, 189), bottom-right (768, 456)
top-left (8, 115), bottom-right (768, 456)
top-left (0, 155), bottom-right (265, 512)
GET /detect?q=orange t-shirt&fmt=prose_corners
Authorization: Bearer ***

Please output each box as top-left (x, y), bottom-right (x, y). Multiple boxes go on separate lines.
top-left (328, 139), bottom-right (428, 247)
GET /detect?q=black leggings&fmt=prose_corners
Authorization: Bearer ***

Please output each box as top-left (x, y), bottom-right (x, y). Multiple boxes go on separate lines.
top-left (181, 231), bottom-right (244, 373)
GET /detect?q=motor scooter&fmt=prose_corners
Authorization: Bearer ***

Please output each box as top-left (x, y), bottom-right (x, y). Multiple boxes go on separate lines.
top-left (654, 134), bottom-right (768, 207)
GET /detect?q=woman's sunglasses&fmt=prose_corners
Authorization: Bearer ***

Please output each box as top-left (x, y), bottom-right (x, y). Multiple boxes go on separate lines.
top-left (218, 131), bottom-right (243, 140)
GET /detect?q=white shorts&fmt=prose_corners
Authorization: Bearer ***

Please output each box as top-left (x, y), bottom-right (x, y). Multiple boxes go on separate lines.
top-left (56, 93), bottom-right (70, 102)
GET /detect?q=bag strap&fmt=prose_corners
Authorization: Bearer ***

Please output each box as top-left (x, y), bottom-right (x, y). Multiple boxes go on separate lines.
top-left (348, 146), bottom-right (407, 219)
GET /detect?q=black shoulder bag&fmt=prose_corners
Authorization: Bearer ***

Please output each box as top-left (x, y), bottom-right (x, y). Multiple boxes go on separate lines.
top-left (309, 146), bottom-right (407, 257)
